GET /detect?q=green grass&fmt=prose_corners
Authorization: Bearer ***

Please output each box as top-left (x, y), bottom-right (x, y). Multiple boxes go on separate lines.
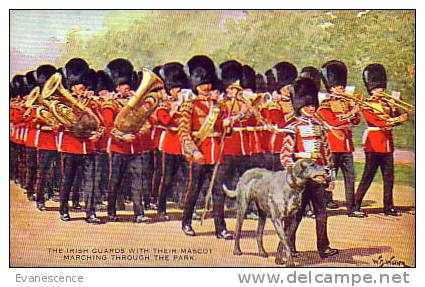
top-left (336, 162), bottom-right (415, 188)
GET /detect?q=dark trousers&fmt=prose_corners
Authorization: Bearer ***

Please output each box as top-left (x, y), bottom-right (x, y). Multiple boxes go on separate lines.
top-left (141, 151), bottom-right (155, 207)
top-left (158, 153), bottom-right (187, 212)
top-left (108, 153), bottom-right (144, 217)
top-left (250, 153), bottom-right (269, 169)
top-left (326, 152), bottom-right (356, 212)
top-left (10, 142), bottom-right (19, 181)
top-left (95, 152), bottom-right (109, 204)
top-left (25, 147), bottom-right (38, 197)
top-left (222, 155), bottom-right (251, 190)
top-left (183, 162), bottom-right (227, 233)
top-left (355, 152), bottom-right (395, 211)
top-left (18, 144), bottom-right (27, 185)
top-left (50, 151), bottom-right (62, 195)
top-left (36, 149), bottom-right (58, 203)
top-left (293, 184), bottom-right (330, 252)
top-left (149, 150), bottom-right (163, 206)
top-left (59, 153), bottom-right (96, 217)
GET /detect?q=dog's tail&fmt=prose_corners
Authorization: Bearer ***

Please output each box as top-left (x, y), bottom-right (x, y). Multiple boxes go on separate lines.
top-left (222, 184), bottom-right (237, 198)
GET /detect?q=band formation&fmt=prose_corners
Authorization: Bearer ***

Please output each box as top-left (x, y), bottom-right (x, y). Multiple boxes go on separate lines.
top-left (9, 55), bottom-right (412, 259)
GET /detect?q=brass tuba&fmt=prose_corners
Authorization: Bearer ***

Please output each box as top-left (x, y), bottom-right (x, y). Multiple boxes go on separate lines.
top-left (41, 73), bottom-right (100, 138)
top-left (114, 68), bottom-right (164, 134)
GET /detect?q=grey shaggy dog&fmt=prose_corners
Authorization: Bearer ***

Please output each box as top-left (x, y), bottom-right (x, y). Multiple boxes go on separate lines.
top-left (223, 159), bottom-right (329, 266)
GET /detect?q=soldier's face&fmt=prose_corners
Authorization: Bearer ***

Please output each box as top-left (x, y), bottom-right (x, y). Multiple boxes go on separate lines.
top-left (98, 90), bottom-right (110, 99)
top-left (332, 85), bottom-right (345, 95)
top-left (71, 84), bottom-right (87, 96)
top-left (226, 87), bottom-right (241, 98)
top-left (169, 87), bottom-right (182, 99)
top-left (372, 88), bottom-right (384, 96)
top-left (196, 83), bottom-right (212, 96)
top-left (301, 104), bottom-right (316, 115)
top-left (280, 86), bottom-right (290, 97)
top-left (116, 84), bottom-right (131, 97)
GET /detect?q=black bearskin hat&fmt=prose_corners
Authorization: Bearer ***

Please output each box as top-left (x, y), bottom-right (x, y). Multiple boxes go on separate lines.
top-left (321, 60), bottom-right (347, 92)
top-left (161, 62), bottom-right (189, 92)
top-left (130, 71), bottom-right (141, 91)
top-left (265, 69), bottom-right (277, 93)
top-left (79, 69), bottom-right (97, 91)
top-left (186, 55), bottom-right (218, 93)
top-left (25, 70), bottom-right (38, 92)
top-left (105, 58), bottom-right (134, 87)
top-left (12, 75), bottom-right (26, 96)
top-left (292, 78), bottom-right (319, 114)
top-left (363, 63), bottom-right (387, 93)
top-left (255, 74), bottom-right (268, 93)
top-left (95, 70), bottom-right (114, 93)
top-left (300, 66), bottom-right (321, 91)
top-left (241, 65), bottom-right (256, 91)
top-left (152, 65), bottom-right (163, 79)
top-left (219, 60), bottom-right (243, 91)
top-left (36, 64), bottom-right (56, 88)
top-left (63, 58), bottom-right (90, 88)
top-left (272, 61), bottom-right (298, 91)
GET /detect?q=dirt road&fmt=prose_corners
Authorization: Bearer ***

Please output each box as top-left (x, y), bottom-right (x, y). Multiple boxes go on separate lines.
top-left (10, 180), bottom-right (414, 267)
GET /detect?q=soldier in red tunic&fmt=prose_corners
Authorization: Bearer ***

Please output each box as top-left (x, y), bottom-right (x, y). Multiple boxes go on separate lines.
top-left (219, 60), bottom-right (251, 205)
top-left (354, 64), bottom-right (408, 216)
top-left (93, 70), bottom-right (115, 210)
top-left (57, 58), bottom-right (103, 224)
top-left (267, 62), bottom-right (297, 171)
top-left (318, 61), bottom-right (365, 217)
top-left (280, 77), bottom-right (338, 259)
top-left (178, 55), bottom-right (232, 239)
top-left (25, 65), bottom-right (59, 211)
top-left (103, 59), bottom-right (151, 223)
top-left (155, 62), bottom-right (190, 220)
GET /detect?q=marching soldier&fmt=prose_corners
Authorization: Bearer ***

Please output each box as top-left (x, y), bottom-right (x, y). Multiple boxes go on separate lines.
top-left (218, 60), bottom-right (251, 213)
top-left (354, 64), bottom-right (409, 216)
top-left (29, 64), bottom-right (58, 211)
top-left (22, 71), bottom-right (39, 201)
top-left (267, 62), bottom-right (297, 171)
top-left (103, 58), bottom-right (150, 223)
top-left (93, 70), bottom-right (115, 209)
top-left (57, 58), bottom-right (103, 224)
top-left (155, 62), bottom-right (190, 220)
top-left (178, 55), bottom-right (232, 239)
top-left (318, 61), bottom-right (365, 217)
top-left (280, 77), bottom-right (338, 259)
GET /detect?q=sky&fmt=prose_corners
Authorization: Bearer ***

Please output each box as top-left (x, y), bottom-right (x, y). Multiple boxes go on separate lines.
top-left (9, 10), bottom-right (149, 78)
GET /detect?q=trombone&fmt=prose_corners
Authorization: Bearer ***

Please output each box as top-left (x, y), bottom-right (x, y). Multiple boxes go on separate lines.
top-left (331, 89), bottom-right (390, 120)
top-left (376, 92), bottom-right (415, 114)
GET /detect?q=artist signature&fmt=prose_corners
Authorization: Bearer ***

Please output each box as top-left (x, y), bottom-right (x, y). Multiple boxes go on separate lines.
top-left (372, 255), bottom-right (410, 267)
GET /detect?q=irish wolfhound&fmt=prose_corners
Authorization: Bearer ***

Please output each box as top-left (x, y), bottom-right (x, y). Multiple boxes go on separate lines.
top-left (223, 159), bottom-right (329, 266)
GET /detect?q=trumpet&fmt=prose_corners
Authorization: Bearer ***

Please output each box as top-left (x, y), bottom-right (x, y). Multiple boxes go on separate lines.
top-left (375, 91), bottom-right (415, 114)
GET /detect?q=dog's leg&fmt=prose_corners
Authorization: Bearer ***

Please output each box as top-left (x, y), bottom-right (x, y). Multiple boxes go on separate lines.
top-left (233, 198), bottom-right (249, 256)
top-left (271, 217), bottom-right (295, 267)
top-left (256, 208), bottom-right (268, 258)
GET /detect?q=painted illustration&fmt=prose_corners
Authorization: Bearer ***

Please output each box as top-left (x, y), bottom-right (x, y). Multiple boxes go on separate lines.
top-left (10, 10), bottom-right (415, 267)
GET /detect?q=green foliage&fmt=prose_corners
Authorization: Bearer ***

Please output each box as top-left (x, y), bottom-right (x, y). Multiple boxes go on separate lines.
top-left (57, 10), bottom-right (415, 150)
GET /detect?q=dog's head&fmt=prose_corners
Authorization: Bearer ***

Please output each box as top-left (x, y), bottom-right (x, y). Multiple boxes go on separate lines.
top-left (288, 159), bottom-right (330, 189)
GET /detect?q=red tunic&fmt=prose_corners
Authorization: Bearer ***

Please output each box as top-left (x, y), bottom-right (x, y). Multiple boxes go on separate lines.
top-left (222, 98), bottom-right (250, 157)
top-left (178, 96), bottom-right (224, 165)
top-left (157, 101), bottom-right (183, 155)
top-left (102, 98), bottom-right (144, 155)
top-left (24, 109), bottom-right (38, 148)
top-left (318, 97), bottom-right (360, 152)
top-left (361, 98), bottom-right (400, 153)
